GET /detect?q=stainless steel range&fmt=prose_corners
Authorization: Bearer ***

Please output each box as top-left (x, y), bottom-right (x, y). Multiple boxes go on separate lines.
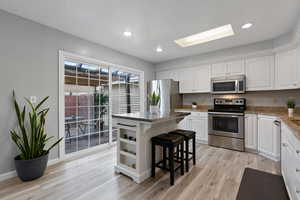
top-left (208, 98), bottom-right (246, 152)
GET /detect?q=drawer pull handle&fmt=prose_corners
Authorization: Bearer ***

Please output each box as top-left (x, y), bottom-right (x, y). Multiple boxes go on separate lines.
top-left (297, 190), bottom-right (300, 194)
top-left (296, 168), bottom-right (300, 172)
top-left (273, 120), bottom-right (281, 126)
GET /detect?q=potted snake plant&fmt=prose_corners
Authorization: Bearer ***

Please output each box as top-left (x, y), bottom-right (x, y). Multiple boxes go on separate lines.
top-left (10, 91), bottom-right (63, 181)
top-left (149, 92), bottom-right (160, 113)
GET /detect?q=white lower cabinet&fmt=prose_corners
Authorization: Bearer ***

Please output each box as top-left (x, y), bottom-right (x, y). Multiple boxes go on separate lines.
top-left (257, 115), bottom-right (280, 161)
top-left (176, 111), bottom-right (208, 144)
top-left (245, 114), bottom-right (258, 151)
top-left (190, 117), bottom-right (208, 143)
top-left (281, 123), bottom-right (300, 200)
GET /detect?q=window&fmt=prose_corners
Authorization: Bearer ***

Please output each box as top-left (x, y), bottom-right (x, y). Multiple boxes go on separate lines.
top-left (111, 70), bottom-right (140, 114)
top-left (111, 69), bottom-right (141, 141)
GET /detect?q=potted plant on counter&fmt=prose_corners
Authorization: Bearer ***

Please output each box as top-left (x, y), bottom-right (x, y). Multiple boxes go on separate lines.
top-left (287, 99), bottom-right (296, 118)
top-left (149, 92), bottom-right (160, 113)
top-left (10, 92), bottom-right (63, 181)
top-left (192, 102), bottom-right (197, 109)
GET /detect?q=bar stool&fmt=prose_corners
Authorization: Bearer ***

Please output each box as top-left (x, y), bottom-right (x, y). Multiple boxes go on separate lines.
top-left (151, 133), bottom-right (185, 186)
top-left (169, 129), bottom-right (196, 172)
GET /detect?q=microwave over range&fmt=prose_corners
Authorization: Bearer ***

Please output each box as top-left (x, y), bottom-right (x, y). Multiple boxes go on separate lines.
top-left (211, 75), bottom-right (246, 94)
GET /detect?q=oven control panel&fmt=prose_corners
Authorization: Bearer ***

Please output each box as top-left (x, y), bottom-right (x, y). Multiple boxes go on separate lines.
top-left (214, 98), bottom-right (245, 105)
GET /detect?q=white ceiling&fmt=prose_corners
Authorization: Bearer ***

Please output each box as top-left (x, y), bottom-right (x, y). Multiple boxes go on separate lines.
top-left (0, 0), bottom-right (300, 63)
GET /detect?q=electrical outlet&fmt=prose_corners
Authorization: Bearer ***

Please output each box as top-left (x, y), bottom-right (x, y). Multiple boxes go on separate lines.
top-left (30, 96), bottom-right (37, 104)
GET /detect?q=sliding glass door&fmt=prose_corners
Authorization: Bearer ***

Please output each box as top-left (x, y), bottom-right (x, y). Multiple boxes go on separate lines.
top-left (64, 61), bottom-right (110, 154)
top-left (60, 51), bottom-right (143, 156)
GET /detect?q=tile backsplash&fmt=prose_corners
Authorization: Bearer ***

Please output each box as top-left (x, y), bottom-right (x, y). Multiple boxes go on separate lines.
top-left (183, 89), bottom-right (300, 107)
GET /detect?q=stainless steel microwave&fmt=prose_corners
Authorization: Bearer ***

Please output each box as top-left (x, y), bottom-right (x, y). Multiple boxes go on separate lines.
top-left (211, 75), bottom-right (246, 94)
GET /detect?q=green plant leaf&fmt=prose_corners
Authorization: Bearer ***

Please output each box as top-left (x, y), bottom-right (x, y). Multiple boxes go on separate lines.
top-left (35, 96), bottom-right (49, 110)
top-left (10, 91), bottom-right (62, 160)
top-left (46, 137), bottom-right (64, 153)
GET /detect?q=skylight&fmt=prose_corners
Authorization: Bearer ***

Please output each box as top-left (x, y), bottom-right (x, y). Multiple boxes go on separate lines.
top-left (174, 24), bottom-right (235, 47)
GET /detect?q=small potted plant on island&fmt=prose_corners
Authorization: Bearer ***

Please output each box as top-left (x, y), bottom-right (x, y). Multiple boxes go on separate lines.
top-left (10, 92), bottom-right (63, 181)
top-left (192, 102), bottom-right (197, 109)
top-left (149, 92), bottom-right (160, 114)
top-left (287, 99), bottom-right (296, 118)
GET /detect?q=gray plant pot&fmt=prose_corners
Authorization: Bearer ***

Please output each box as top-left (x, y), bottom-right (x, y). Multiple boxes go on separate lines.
top-left (14, 153), bottom-right (49, 182)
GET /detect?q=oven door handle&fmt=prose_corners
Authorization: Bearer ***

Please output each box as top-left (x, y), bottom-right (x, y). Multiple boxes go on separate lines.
top-left (208, 112), bottom-right (244, 116)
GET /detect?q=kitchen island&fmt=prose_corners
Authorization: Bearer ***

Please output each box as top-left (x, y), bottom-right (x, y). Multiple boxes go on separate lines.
top-left (112, 112), bottom-right (190, 183)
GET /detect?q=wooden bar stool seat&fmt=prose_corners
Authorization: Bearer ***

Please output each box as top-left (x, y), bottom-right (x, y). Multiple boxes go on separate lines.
top-left (169, 129), bottom-right (196, 172)
top-left (151, 133), bottom-right (185, 186)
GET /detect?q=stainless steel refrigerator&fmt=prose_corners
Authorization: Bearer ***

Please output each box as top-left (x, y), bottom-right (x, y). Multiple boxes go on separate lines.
top-left (147, 79), bottom-right (182, 113)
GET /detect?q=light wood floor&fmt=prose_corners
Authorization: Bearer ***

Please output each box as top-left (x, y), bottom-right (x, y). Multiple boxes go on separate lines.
top-left (0, 144), bottom-right (280, 200)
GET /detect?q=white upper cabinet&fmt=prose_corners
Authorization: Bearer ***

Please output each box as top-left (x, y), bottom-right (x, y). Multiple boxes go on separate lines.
top-left (211, 59), bottom-right (244, 77)
top-left (193, 65), bottom-right (211, 93)
top-left (211, 62), bottom-right (227, 77)
top-left (179, 65), bottom-right (211, 93)
top-left (178, 67), bottom-right (194, 93)
top-left (156, 70), bottom-right (178, 81)
top-left (227, 60), bottom-right (245, 75)
top-left (156, 46), bottom-right (300, 93)
top-left (245, 56), bottom-right (275, 91)
top-left (275, 49), bottom-right (298, 89)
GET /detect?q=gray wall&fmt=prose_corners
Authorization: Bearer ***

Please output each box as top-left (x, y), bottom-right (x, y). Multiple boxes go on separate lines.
top-left (183, 89), bottom-right (300, 107)
top-left (0, 10), bottom-right (154, 174)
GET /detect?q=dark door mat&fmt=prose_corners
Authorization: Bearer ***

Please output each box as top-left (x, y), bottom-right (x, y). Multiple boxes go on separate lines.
top-left (236, 168), bottom-right (289, 200)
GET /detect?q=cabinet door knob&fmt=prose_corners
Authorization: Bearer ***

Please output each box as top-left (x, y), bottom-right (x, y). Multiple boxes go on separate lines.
top-left (296, 190), bottom-right (300, 194)
top-left (282, 143), bottom-right (287, 147)
top-left (297, 150), bottom-right (300, 154)
top-left (296, 168), bottom-right (300, 172)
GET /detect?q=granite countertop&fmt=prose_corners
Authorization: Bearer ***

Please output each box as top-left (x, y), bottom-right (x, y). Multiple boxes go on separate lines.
top-left (112, 111), bottom-right (190, 123)
top-left (245, 106), bottom-right (300, 140)
top-left (175, 105), bottom-right (212, 112)
top-left (176, 105), bottom-right (300, 140)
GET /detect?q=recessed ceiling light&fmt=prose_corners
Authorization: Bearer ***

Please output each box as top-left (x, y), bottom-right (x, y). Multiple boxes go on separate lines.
top-left (174, 24), bottom-right (234, 47)
top-left (156, 47), bottom-right (163, 52)
top-left (242, 23), bottom-right (253, 29)
top-left (123, 31), bottom-right (132, 37)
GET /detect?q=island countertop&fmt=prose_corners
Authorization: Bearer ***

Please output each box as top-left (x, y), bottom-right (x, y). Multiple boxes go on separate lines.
top-left (112, 111), bottom-right (190, 123)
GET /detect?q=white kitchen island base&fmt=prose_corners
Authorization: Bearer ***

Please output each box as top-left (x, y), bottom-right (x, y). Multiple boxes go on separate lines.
top-left (112, 112), bottom-right (189, 183)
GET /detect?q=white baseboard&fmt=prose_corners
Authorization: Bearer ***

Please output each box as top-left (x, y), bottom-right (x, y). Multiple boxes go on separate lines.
top-left (0, 170), bottom-right (17, 182)
top-left (0, 157), bottom-right (62, 182)
top-left (196, 140), bottom-right (208, 145)
top-left (258, 151), bottom-right (280, 162)
top-left (245, 148), bottom-right (258, 154)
